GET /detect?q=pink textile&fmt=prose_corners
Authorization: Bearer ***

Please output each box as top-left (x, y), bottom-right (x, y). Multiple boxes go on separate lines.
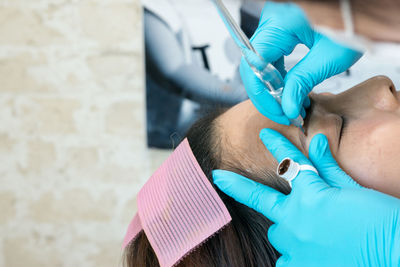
top-left (123, 138), bottom-right (232, 267)
top-left (122, 214), bottom-right (142, 248)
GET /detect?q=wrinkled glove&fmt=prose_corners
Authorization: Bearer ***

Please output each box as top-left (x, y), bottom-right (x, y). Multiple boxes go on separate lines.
top-left (241, 2), bottom-right (362, 125)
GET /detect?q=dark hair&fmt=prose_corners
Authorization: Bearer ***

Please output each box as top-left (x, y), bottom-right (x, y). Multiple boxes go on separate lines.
top-left (124, 109), bottom-right (289, 267)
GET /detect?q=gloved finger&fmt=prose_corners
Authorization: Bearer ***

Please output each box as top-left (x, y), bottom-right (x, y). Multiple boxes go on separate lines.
top-left (240, 59), bottom-right (290, 125)
top-left (212, 169), bottom-right (285, 222)
top-left (309, 134), bottom-right (362, 189)
top-left (281, 75), bottom-right (310, 120)
top-left (272, 56), bottom-right (287, 79)
top-left (258, 2), bottom-right (315, 49)
top-left (260, 129), bottom-right (312, 166)
top-left (303, 95), bottom-right (311, 108)
top-left (267, 224), bottom-right (280, 250)
top-left (259, 128), bottom-right (328, 192)
top-left (267, 224), bottom-right (290, 256)
top-left (282, 34), bottom-right (363, 119)
top-left (300, 107), bottom-right (306, 120)
top-left (250, 2), bottom-right (311, 63)
top-left (250, 26), bottom-right (298, 68)
top-left (275, 255), bottom-right (291, 267)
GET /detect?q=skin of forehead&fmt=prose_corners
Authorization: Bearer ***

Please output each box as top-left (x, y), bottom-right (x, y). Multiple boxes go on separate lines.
top-left (217, 99), bottom-right (303, 173)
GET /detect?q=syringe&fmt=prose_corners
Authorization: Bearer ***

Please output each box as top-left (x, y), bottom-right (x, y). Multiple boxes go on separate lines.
top-left (211, 0), bottom-right (304, 129)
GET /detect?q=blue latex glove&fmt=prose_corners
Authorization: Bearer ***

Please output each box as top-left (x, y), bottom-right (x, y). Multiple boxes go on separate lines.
top-left (241, 2), bottom-right (363, 125)
top-left (213, 129), bottom-right (400, 266)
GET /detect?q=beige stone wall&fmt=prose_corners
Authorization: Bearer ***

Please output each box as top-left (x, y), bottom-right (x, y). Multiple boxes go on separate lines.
top-left (0, 0), bottom-right (169, 266)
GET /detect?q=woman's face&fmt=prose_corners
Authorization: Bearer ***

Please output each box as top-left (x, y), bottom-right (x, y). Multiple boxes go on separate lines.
top-left (219, 76), bottom-right (400, 198)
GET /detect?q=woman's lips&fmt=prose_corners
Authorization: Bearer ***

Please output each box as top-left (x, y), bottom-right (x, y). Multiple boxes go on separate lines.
top-left (303, 99), bottom-right (315, 137)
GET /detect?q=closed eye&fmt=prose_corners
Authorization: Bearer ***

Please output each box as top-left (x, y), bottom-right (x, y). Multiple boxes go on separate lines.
top-left (339, 115), bottom-right (348, 145)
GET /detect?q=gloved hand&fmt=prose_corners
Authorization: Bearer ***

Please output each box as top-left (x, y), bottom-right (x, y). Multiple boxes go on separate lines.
top-left (213, 129), bottom-right (400, 266)
top-left (241, 2), bottom-right (363, 125)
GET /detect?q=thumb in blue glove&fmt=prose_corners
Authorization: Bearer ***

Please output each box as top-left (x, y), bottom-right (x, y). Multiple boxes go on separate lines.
top-left (241, 2), bottom-right (363, 124)
top-left (213, 129), bottom-right (400, 266)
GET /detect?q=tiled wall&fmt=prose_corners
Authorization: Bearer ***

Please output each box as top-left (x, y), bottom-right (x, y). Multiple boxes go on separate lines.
top-left (0, 0), bottom-right (169, 266)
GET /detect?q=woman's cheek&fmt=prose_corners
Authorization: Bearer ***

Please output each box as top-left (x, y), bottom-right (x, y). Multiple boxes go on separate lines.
top-left (337, 123), bottom-right (400, 198)
top-left (364, 124), bottom-right (400, 198)
top-left (336, 136), bottom-right (378, 188)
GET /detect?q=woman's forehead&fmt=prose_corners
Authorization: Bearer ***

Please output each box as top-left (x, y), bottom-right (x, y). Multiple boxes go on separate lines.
top-left (217, 100), bottom-right (304, 169)
top-left (218, 100), bottom-right (268, 147)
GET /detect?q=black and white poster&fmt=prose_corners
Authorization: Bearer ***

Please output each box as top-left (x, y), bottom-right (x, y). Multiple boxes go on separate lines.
top-left (143, 0), bottom-right (265, 148)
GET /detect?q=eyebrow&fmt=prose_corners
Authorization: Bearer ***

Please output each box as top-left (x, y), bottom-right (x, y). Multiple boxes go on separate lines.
top-left (338, 115), bottom-right (346, 146)
top-left (303, 98), bottom-right (315, 136)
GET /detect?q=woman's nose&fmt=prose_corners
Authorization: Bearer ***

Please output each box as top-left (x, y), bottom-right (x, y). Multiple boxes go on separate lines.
top-left (365, 76), bottom-right (398, 111)
top-left (369, 75), bottom-right (396, 92)
top-left (308, 76), bottom-right (398, 119)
